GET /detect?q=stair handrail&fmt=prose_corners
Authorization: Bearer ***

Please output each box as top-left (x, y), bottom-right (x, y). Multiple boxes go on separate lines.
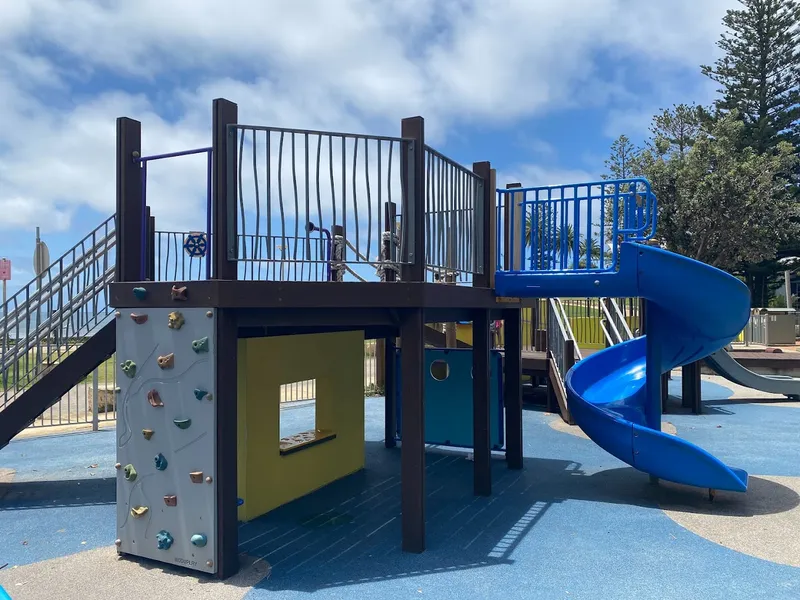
top-left (0, 230), bottom-right (116, 334)
top-left (554, 298), bottom-right (582, 360)
top-left (1, 267), bottom-right (115, 370)
top-left (599, 299), bottom-right (624, 345)
top-left (608, 298), bottom-right (634, 340)
top-left (0, 216), bottom-right (115, 328)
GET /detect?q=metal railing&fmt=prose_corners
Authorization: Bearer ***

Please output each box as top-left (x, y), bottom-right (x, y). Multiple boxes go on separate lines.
top-left (423, 146), bottom-right (484, 281)
top-left (547, 298), bottom-right (579, 382)
top-left (1, 217), bottom-right (117, 412)
top-left (227, 124), bottom-right (412, 282)
top-left (496, 178), bottom-right (657, 274)
top-left (600, 297), bottom-right (636, 345)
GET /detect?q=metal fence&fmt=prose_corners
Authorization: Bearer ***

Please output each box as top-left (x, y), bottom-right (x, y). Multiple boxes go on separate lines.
top-left (228, 125), bottom-right (412, 282)
top-left (423, 146), bottom-right (483, 282)
top-left (10, 337), bottom-right (381, 432)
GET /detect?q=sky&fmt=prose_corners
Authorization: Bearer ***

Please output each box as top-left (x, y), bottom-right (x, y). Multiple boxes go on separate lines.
top-left (0, 0), bottom-right (739, 296)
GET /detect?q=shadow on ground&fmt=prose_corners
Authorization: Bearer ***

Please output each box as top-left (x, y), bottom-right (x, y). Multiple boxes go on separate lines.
top-left (241, 441), bottom-right (800, 594)
top-left (0, 477), bottom-right (115, 509)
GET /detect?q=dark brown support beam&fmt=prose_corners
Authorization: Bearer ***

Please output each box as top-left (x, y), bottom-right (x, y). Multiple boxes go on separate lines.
top-left (384, 337), bottom-right (397, 448)
top-left (472, 309), bottom-right (492, 495)
top-left (503, 307), bottom-right (523, 469)
top-left (400, 308), bottom-right (425, 553)
top-left (472, 161), bottom-right (494, 289)
top-left (661, 372), bottom-right (670, 413)
top-left (214, 308), bottom-right (238, 579)
top-left (212, 98), bottom-right (239, 281)
top-left (682, 361), bottom-right (702, 414)
top-left (400, 117), bottom-right (425, 283)
top-left (115, 117), bottom-right (143, 282)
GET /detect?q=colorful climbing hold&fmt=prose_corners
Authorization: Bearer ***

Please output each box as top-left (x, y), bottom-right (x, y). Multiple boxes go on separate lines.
top-left (157, 353), bottom-right (175, 369)
top-left (171, 285), bottom-right (188, 301)
top-left (156, 530), bottom-right (174, 550)
top-left (189, 471), bottom-right (203, 483)
top-left (142, 429), bottom-right (154, 440)
top-left (237, 497), bottom-right (244, 506)
top-left (133, 286), bottom-right (148, 300)
top-left (130, 505), bottom-right (149, 519)
top-left (191, 336), bottom-right (209, 354)
top-left (115, 539), bottom-right (122, 547)
top-left (123, 464), bottom-right (137, 482)
top-left (164, 495), bottom-right (177, 507)
top-left (147, 389), bottom-right (164, 407)
top-left (205, 476), bottom-right (213, 484)
top-left (154, 453), bottom-right (168, 471)
top-left (130, 313), bottom-right (148, 324)
top-left (194, 388), bottom-right (209, 401)
top-left (173, 418), bottom-right (192, 430)
top-left (190, 534), bottom-right (207, 548)
top-left (167, 311), bottom-right (185, 330)
top-left (206, 310), bottom-right (213, 318)
top-left (120, 360), bottom-right (137, 378)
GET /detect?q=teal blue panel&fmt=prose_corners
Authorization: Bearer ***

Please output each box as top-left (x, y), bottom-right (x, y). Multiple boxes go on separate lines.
top-left (395, 348), bottom-right (504, 450)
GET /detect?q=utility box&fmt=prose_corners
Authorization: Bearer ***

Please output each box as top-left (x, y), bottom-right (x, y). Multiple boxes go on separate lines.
top-left (755, 307), bottom-right (797, 346)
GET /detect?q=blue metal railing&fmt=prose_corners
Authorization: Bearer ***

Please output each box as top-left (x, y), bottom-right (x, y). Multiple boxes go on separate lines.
top-left (496, 178), bottom-right (657, 274)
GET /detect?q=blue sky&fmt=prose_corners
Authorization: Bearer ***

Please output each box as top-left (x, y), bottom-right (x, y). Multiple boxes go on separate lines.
top-left (0, 0), bottom-right (737, 295)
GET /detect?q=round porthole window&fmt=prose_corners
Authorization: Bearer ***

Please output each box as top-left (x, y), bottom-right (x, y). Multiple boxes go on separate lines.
top-left (430, 359), bottom-right (450, 381)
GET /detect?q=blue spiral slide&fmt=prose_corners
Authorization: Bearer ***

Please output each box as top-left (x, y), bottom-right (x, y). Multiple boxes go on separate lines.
top-left (496, 241), bottom-right (752, 493)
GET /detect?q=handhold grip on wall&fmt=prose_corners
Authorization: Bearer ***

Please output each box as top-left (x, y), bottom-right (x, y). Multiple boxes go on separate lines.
top-left (130, 313), bottom-right (148, 324)
top-left (171, 285), bottom-right (188, 301)
top-left (191, 337), bottom-right (209, 354)
top-left (147, 389), bottom-right (164, 407)
top-left (168, 311), bottom-right (185, 330)
top-left (130, 505), bottom-right (149, 519)
top-left (157, 353), bottom-right (175, 369)
top-left (154, 453), bottom-right (169, 471)
top-left (133, 287), bottom-right (148, 300)
top-left (120, 360), bottom-right (137, 378)
top-left (156, 530), bottom-right (174, 550)
top-left (123, 464), bottom-right (137, 482)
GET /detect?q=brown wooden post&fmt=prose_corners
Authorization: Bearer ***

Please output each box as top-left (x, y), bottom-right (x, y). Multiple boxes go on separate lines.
top-left (400, 118), bottom-right (425, 282)
top-left (210, 97), bottom-right (239, 580)
top-left (503, 307), bottom-right (523, 469)
top-left (472, 309), bottom-right (492, 495)
top-left (212, 98), bottom-right (238, 281)
top-left (682, 361), bottom-right (702, 414)
top-left (400, 307), bottom-right (425, 552)
top-left (384, 337), bottom-right (397, 448)
top-left (115, 117), bottom-right (143, 282)
top-left (472, 161), bottom-right (493, 288)
top-left (382, 201), bottom-right (397, 445)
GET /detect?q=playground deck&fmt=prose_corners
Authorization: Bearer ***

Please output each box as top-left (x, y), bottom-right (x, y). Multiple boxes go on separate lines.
top-left (1, 376), bottom-right (799, 600)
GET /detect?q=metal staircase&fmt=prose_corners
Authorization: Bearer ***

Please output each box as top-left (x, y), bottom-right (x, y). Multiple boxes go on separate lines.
top-left (0, 216), bottom-right (118, 448)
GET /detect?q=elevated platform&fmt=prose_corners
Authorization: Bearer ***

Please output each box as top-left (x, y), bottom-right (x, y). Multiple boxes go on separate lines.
top-left (109, 281), bottom-right (513, 334)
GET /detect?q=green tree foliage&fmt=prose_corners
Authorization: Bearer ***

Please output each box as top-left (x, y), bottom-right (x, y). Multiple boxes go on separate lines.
top-left (701, 0), bottom-right (800, 154)
top-left (608, 108), bottom-right (799, 280)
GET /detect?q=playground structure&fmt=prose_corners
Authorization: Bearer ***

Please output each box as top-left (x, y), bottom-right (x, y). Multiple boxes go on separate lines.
top-left (0, 96), bottom-right (786, 580)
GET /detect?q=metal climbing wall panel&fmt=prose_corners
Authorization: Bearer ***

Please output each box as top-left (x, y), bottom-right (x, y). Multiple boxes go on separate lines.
top-left (115, 305), bottom-right (217, 574)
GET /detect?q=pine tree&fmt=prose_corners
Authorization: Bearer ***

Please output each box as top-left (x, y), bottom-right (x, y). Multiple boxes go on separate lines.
top-left (701, 0), bottom-right (800, 153)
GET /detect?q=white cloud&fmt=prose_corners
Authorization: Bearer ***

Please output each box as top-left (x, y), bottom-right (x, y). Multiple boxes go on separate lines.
top-left (0, 0), bottom-right (740, 237)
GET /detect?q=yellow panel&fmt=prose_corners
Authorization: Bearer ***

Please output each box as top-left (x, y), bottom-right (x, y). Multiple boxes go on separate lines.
top-left (237, 330), bottom-right (365, 522)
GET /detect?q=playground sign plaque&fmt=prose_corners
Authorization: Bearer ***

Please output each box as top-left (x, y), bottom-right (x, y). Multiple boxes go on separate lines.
top-left (0, 258), bottom-right (10, 281)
